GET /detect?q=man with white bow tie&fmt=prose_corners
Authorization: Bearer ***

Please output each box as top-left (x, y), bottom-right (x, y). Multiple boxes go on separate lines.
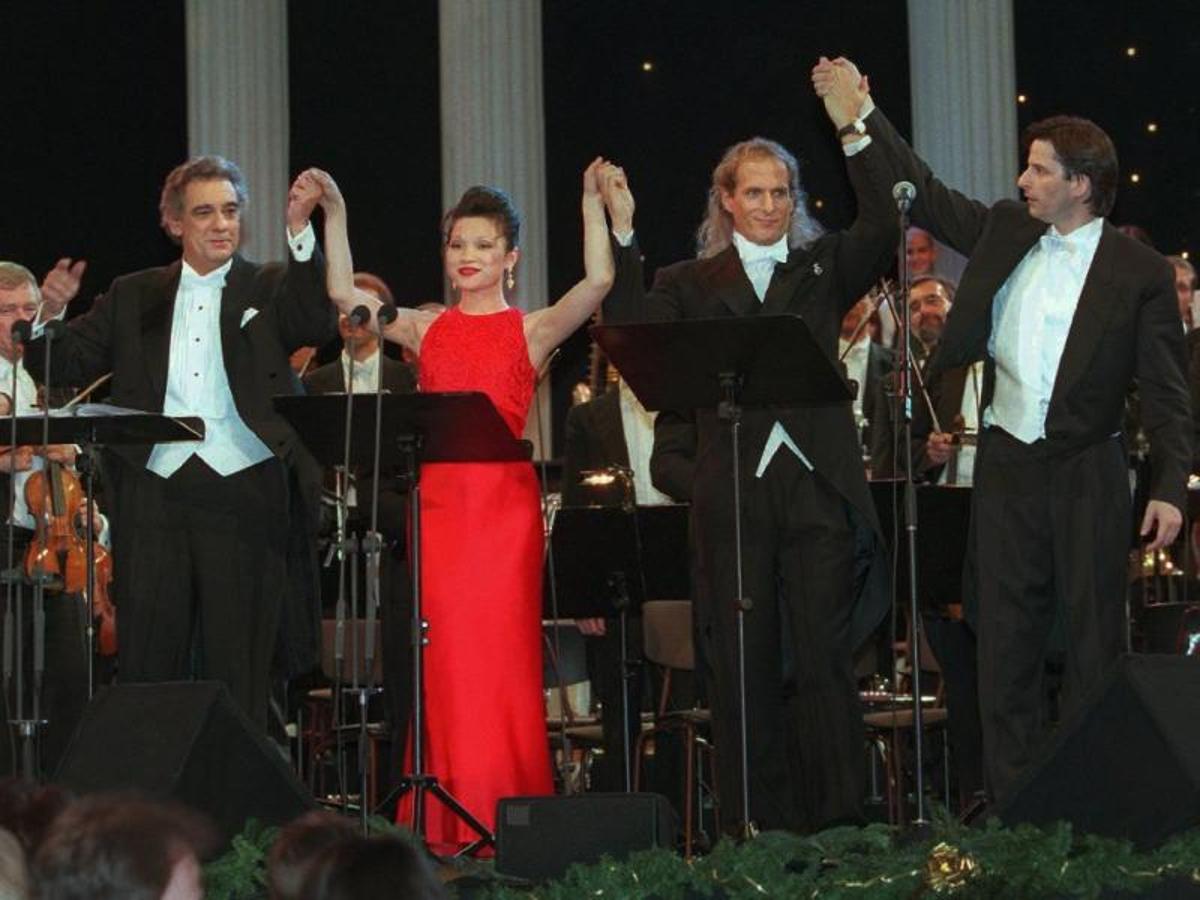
top-left (597, 77), bottom-right (898, 832)
top-left (817, 61), bottom-right (1191, 803)
top-left (27, 156), bottom-right (337, 729)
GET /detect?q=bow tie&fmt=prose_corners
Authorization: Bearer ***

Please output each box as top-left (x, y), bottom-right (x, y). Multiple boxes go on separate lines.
top-left (180, 266), bottom-right (228, 290)
top-left (1039, 232), bottom-right (1074, 256)
top-left (739, 242), bottom-right (789, 267)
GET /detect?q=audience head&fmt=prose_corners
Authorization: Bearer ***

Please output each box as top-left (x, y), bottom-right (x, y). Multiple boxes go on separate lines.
top-left (1019, 116), bottom-right (1118, 222)
top-left (0, 264), bottom-right (43, 362)
top-left (159, 156), bottom-right (249, 275)
top-left (0, 827), bottom-right (29, 900)
top-left (32, 793), bottom-right (215, 900)
top-left (909, 275), bottom-right (956, 347)
top-left (266, 811), bottom-right (357, 900)
top-left (441, 187), bottom-right (521, 296)
top-left (1169, 255), bottom-right (1196, 329)
top-left (300, 835), bottom-right (446, 900)
top-left (906, 227), bottom-right (937, 276)
top-left (697, 137), bottom-right (823, 258)
top-left (0, 778), bottom-right (71, 858)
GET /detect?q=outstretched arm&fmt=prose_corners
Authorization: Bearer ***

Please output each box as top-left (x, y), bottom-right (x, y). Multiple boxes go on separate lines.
top-left (298, 168), bottom-right (435, 358)
top-left (524, 157), bottom-right (615, 371)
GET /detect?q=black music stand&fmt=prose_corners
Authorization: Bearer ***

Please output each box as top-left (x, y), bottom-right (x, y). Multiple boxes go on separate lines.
top-left (277, 392), bottom-right (530, 856)
top-left (2, 406), bottom-right (202, 779)
top-left (592, 315), bottom-right (851, 836)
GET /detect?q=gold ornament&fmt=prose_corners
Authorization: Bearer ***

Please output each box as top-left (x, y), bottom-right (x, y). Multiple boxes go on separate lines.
top-left (924, 842), bottom-right (979, 894)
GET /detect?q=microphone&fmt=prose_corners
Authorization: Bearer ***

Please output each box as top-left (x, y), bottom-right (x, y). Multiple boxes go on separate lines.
top-left (10, 320), bottom-right (32, 346)
top-left (376, 304), bottom-right (399, 327)
top-left (892, 181), bottom-right (916, 212)
top-left (348, 304), bottom-right (372, 327)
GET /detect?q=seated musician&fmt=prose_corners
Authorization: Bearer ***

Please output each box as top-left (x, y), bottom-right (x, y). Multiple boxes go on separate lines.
top-left (561, 361), bottom-right (696, 798)
top-left (0, 259), bottom-right (114, 779)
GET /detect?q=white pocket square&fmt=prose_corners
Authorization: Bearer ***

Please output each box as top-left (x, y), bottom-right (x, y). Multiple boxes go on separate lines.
top-left (240, 307), bottom-right (259, 328)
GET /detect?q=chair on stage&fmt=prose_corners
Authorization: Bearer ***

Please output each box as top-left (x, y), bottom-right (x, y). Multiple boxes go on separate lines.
top-left (543, 621), bottom-right (605, 793)
top-left (862, 621), bottom-right (951, 825)
top-left (633, 600), bottom-right (718, 858)
top-left (300, 618), bottom-right (388, 811)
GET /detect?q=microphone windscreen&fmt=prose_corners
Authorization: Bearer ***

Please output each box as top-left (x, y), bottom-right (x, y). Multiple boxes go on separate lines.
top-left (10, 320), bottom-right (33, 345)
top-left (349, 304), bottom-right (371, 327)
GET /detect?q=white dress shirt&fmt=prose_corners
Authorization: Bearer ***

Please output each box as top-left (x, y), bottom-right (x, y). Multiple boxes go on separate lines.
top-left (839, 335), bottom-right (871, 421)
top-left (729, 232), bottom-right (816, 477)
top-left (148, 225), bottom-right (315, 478)
top-left (0, 355), bottom-right (43, 528)
top-left (340, 346), bottom-right (382, 394)
top-left (617, 379), bottom-right (672, 506)
top-left (984, 217), bottom-right (1103, 443)
top-left (940, 361), bottom-right (984, 486)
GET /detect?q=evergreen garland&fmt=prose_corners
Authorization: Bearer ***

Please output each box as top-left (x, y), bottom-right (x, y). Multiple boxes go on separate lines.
top-left (202, 815), bottom-right (1200, 899)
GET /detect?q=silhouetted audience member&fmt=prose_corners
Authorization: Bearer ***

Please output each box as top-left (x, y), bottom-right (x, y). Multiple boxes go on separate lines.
top-left (0, 779), bottom-right (71, 859)
top-left (32, 793), bottom-right (214, 900)
top-left (266, 810), bottom-right (358, 900)
top-left (0, 827), bottom-right (29, 899)
top-left (300, 835), bottom-right (445, 900)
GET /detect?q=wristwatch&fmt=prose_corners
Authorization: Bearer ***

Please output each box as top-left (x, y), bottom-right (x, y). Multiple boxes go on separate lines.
top-left (837, 118), bottom-right (866, 140)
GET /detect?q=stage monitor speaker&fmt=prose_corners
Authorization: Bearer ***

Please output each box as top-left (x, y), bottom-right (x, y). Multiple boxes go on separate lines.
top-left (496, 793), bottom-right (675, 881)
top-left (55, 681), bottom-right (313, 840)
top-left (992, 654), bottom-right (1200, 847)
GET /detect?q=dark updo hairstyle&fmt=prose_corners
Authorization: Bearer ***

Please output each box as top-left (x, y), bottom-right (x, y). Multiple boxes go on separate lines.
top-left (442, 186), bottom-right (521, 250)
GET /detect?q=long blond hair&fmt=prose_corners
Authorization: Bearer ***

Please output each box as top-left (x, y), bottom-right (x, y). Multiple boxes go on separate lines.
top-left (695, 137), bottom-right (824, 259)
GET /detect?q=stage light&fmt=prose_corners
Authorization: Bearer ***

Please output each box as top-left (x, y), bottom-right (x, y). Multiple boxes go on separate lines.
top-left (813, 198), bottom-right (824, 209)
top-left (641, 60), bottom-right (654, 72)
top-left (1017, 93), bottom-right (1027, 104)
top-left (1130, 173), bottom-right (1141, 184)
top-left (1147, 122), bottom-right (1158, 133)
top-left (1126, 46), bottom-right (1137, 57)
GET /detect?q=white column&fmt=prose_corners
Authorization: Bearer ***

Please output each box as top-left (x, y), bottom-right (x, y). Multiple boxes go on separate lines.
top-left (186, 0), bottom-right (290, 263)
top-left (440, 0), bottom-right (552, 455)
top-left (908, 0), bottom-right (1018, 206)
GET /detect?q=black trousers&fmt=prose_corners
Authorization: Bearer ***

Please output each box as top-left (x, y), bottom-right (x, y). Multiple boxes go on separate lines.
top-left (113, 455), bottom-right (289, 729)
top-left (973, 428), bottom-right (1129, 799)
top-left (693, 449), bottom-right (862, 832)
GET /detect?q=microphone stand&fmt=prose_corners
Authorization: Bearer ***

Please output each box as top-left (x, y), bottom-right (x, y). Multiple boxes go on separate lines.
top-left (354, 303), bottom-right (396, 831)
top-left (2, 321), bottom-right (30, 777)
top-left (893, 188), bottom-right (929, 826)
top-left (332, 304), bottom-right (372, 814)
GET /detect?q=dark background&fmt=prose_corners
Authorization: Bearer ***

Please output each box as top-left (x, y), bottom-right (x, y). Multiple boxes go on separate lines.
top-left (4, 1), bottom-right (1198, 451)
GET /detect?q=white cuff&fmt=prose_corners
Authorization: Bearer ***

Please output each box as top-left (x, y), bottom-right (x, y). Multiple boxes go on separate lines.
top-left (287, 222), bottom-right (317, 261)
top-left (613, 229), bottom-right (635, 248)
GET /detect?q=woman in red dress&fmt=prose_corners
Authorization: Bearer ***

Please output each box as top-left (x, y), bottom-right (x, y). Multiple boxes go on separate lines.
top-left (299, 160), bottom-right (617, 853)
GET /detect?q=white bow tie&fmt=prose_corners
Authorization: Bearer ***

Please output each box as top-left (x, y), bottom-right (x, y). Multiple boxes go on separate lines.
top-left (739, 241), bottom-right (789, 267)
top-left (180, 267), bottom-right (228, 290)
top-left (1039, 232), bottom-right (1074, 256)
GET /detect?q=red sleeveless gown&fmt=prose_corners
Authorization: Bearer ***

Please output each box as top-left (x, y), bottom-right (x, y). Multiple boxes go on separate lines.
top-left (398, 305), bottom-right (552, 852)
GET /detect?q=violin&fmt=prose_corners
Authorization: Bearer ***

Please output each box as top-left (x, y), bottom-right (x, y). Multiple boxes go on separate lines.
top-left (23, 456), bottom-right (117, 656)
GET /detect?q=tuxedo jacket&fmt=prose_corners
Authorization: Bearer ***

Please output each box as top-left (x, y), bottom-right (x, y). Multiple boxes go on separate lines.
top-left (561, 388), bottom-right (697, 506)
top-left (27, 252), bottom-right (336, 471)
top-left (302, 353), bottom-right (416, 396)
top-left (859, 341), bottom-right (898, 477)
top-left (601, 111), bottom-right (899, 645)
top-left (870, 115), bottom-right (1191, 511)
top-left (303, 353), bottom-right (416, 543)
top-left (26, 251), bottom-right (337, 675)
top-left (911, 363), bottom-right (972, 481)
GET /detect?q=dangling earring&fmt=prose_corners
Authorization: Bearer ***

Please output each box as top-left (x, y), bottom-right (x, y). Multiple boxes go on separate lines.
top-left (506, 268), bottom-right (515, 291)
